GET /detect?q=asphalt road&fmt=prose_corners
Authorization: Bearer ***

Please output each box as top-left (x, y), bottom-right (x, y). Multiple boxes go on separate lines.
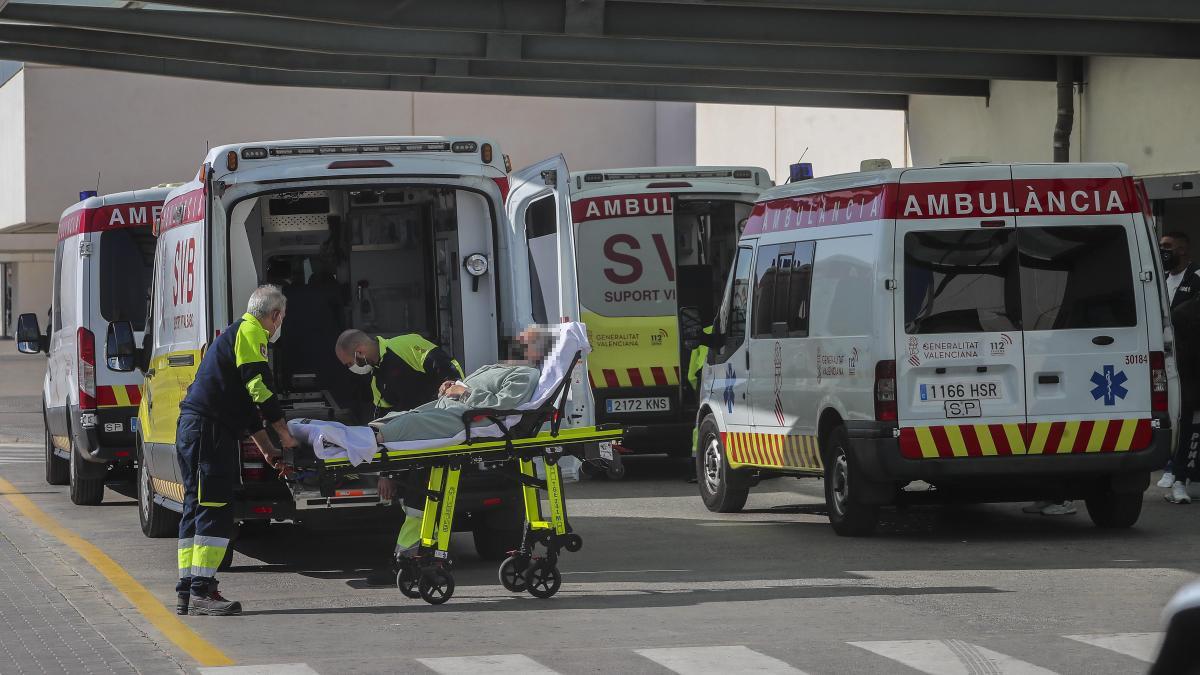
top-left (1, 344), bottom-right (1196, 674)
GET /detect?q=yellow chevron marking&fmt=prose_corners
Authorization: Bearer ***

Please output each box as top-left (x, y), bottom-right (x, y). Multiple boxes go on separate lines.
top-left (914, 426), bottom-right (939, 459)
top-left (1003, 424), bottom-right (1026, 455)
top-left (944, 425), bottom-right (968, 457)
top-left (1059, 421), bottom-right (1081, 454)
top-left (1027, 422), bottom-right (1051, 455)
top-left (973, 425), bottom-right (997, 456)
top-left (1086, 420), bottom-right (1109, 453)
top-left (1115, 419), bottom-right (1137, 451)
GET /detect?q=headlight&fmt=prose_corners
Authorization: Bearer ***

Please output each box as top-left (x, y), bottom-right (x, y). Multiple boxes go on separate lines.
top-left (464, 253), bottom-right (489, 277)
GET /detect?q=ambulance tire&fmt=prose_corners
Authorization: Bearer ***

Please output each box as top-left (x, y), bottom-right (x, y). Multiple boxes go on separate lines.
top-left (138, 445), bottom-right (179, 538)
top-left (822, 425), bottom-right (879, 537)
top-left (697, 416), bottom-right (749, 513)
top-left (69, 440), bottom-right (105, 506)
top-left (45, 424), bottom-right (69, 486)
top-left (1085, 489), bottom-right (1144, 529)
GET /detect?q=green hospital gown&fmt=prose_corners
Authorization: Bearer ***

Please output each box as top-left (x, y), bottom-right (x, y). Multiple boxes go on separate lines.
top-left (374, 364), bottom-right (540, 443)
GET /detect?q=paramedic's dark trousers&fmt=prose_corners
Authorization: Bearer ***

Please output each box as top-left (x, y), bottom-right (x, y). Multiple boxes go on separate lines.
top-left (1174, 390), bottom-right (1199, 482)
top-left (175, 414), bottom-right (237, 596)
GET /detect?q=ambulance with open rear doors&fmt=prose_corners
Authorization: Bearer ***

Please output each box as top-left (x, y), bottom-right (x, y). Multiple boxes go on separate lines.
top-left (695, 161), bottom-right (1174, 535)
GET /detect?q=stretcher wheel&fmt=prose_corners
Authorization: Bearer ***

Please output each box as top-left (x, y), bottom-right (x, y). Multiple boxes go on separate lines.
top-left (525, 560), bottom-right (561, 599)
top-left (563, 534), bottom-right (583, 553)
top-left (499, 555), bottom-right (529, 592)
top-left (396, 567), bottom-right (421, 599)
top-left (419, 568), bottom-right (455, 605)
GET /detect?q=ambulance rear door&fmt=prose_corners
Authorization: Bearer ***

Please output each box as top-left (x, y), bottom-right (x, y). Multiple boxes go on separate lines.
top-left (894, 165), bottom-right (1029, 457)
top-left (506, 155), bottom-right (593, 427)
top-left (1012, 164), bottom-right (1153, 453)
top-left (571, 191), bottom-right (679, 426)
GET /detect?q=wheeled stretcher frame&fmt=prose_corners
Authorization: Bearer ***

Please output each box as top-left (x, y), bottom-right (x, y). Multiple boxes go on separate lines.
top-left (294, 351), bottom-right (621, 605)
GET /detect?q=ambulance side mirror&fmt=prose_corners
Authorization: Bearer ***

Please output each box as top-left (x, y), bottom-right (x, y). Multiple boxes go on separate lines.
top-left (106, 321), bottom-right (137, 372)
top-left (16, 313), bottom-right (44, 354)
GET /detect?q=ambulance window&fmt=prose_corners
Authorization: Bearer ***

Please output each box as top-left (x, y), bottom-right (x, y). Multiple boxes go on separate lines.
top-left (752, 242), bottom-right (814, 338)
top-left (904, 230), bottom-right (1019, 334)
top-left (525, 196), bottom-right (558, 324)
top-left (715, 246), bottom-right (753, 361)
top-left (1018, 225), bottom-right (1136, 330)
top-left (99, 228), bottom-right (156, 331)
top-left (52, 241), bottom-right (64, 331)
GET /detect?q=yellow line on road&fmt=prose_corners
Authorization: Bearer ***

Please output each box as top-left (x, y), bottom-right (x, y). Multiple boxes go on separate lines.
top-left (0, 475), bottom-right (234, 667)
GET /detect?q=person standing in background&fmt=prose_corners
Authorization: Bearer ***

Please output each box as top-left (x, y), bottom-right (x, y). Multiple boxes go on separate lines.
top-left (1159, 232), bottom-right (1200, 501)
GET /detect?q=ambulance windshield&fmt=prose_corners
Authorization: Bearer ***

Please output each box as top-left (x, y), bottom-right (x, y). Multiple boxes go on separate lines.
top-left (99, 228), bottom-right (156, 331)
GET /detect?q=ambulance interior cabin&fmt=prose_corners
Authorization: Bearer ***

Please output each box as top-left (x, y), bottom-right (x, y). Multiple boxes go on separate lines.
top-left (226, 186), bottom-right (475, 423)
top-left (672, 198), bottom-right (752, 361)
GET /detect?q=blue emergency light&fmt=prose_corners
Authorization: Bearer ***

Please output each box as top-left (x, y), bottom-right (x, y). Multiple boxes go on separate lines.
top-left (79, 190), bottom-right (97, 201)
top-left (789, 163), bottom-right (814, 182)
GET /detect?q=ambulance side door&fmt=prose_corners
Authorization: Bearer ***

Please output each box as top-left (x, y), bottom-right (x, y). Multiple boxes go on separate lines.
top-left (507, 155), bottom-right (594, 427)
top-left (710, 243), bottom-right (756, 447)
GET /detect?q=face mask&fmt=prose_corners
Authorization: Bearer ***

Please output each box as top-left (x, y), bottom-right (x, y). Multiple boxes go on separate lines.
top-left (269, 323), bottom-right (282, 344)
top-left (348, 353), bottom-right (373, 375)
top-left (1163, 249), bottom-right (1179, 270)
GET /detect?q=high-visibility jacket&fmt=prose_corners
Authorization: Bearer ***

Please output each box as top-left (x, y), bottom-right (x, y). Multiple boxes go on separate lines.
top-left (180, 312), bottom-right (283, 435)
top-left (686, 325), bottom-right (714, 392)
top-left (371, 334), bottom-right (464, 411)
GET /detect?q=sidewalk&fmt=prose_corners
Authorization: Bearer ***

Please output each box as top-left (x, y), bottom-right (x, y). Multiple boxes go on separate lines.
top-left (0, 488), bottom-right (186, 674)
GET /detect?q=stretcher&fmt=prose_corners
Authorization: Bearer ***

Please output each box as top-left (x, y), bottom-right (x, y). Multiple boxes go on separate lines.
top-left (289, 329), bottom-right (621, 605)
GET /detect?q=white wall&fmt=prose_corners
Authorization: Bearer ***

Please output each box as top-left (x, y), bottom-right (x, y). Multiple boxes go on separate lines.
top-left (0, 70), bottom-right (26, 228)
top-left (696, 103), bottom-right (908, 181)
top-left (13, 260), bottom-right (52, 328)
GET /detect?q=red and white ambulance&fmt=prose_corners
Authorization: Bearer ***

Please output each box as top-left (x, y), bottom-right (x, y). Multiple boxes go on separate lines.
top-left (694, 161), bottom-right (1175, 534)
top-left (17, 186), bottom-right (172, 505)
top-left (524, 167), bottom-right (771, 458)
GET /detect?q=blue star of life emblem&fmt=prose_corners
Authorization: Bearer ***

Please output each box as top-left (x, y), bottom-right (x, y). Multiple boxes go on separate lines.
top-left (723, 363), bottom-right (736, 413)
top-left (1090, 365), bottom-right (1128, 406)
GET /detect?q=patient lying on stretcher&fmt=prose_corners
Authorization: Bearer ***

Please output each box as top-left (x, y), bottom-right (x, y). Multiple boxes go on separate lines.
top-left (372, 325), bottom-right (556, 443)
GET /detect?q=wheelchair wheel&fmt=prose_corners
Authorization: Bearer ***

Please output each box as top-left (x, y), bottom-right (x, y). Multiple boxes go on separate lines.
top-left (563, 533), bottom-right (583, 553)
top-left (525, 560), bottom-right (562, 599)
top-left (419, 568), bottom-right (455, 605)
top-left (499, 555), bottom-right (529, 592)
top-left (396, 566), bottom-right (421, 599)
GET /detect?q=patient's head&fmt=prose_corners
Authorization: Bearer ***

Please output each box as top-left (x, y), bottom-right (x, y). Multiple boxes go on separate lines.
top-left (517, 325), bottom-right (555, 366)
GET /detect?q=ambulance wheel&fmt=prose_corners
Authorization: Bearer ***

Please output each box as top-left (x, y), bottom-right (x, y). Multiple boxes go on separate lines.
top-left (45, 425), bottom-right (69, 485)
top-left (697, 416), bottom-right (748, 513)
top-left (1085, 490), bottom-right (1143, 529)
top-left (69, 441), bottom-right (105, 506)
top-left (563, 533), bottom-right (583, 553)
top-left (138, 447), bottom-right (179, 538)
top-left (525, 560), bottom-right (561, 599)
top-left (419, 568), bottom-right (455, 605)
top-left (822, 425), bottom-right (879, 537)
top-left (397, 566), bottom-right (422, 599)
top-left (499, 555), bottom-right (530, 592)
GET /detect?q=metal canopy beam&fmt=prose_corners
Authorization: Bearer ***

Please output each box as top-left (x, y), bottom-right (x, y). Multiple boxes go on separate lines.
top-left (142, 0), bottom-right (1200, 58)
top-left (0, 24), bottom-right (987, 96)
top-left (0, 4), bottom-right (1054, 80)
top-left (0, 43), bottom-right (907, 109)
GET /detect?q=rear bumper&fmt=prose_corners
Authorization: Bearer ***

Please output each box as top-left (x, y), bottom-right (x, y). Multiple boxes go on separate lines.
top-left (68, 403), bottom-right (138, 464)
top-left (846, 418), bottom-right (1171, 482)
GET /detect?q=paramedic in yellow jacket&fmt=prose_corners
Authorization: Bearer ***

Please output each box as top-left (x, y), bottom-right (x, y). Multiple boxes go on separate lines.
top-left (334, 329), bottom-right (464, 586)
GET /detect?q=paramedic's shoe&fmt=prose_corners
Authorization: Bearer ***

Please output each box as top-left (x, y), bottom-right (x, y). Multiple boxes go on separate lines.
top-left (1166, 481), bottom-right (1193, 504)
top-left (188, 590), bottom-right (242, 616)
top-left (1022, 500), bottom-right (1054, 514)
top-left (176, 593), bottom-right (190, 616)
top-left (1039, 501), bottom-right (1077, 516)
top-left (1158, 471), bottom-right (1177, 489)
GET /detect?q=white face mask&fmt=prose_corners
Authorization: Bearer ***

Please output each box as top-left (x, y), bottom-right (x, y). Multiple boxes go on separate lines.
top-left (269, 322), bottom-right (282, 344)
top-left (348, 352), bottom-right (373, 375)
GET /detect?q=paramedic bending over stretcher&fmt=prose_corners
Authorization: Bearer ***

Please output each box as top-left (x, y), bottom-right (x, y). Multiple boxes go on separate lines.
top-left (360, 328), bottom-right (554, 585)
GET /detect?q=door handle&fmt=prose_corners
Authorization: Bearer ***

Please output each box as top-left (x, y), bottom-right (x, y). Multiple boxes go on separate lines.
top-left (1092, 335), bottom-right (1114, 346)
top-left (1038, 375), bottom-right (1060, 385)
top-left (744, 350), bottom-right (750, 370)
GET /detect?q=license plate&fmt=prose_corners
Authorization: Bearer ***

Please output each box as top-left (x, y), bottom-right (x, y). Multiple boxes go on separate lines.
top-left (920, 380), bottom-right (1002, 401)
top-left (606, 397), bottom-right (670, 413)
top-left (944, 399), bottom-right (981, 418)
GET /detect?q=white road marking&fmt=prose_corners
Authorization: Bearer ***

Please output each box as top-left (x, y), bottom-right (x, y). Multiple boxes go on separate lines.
top-left (849, 639), bottom-right (1058, 675)
top-left (636, 646), bottom-right (807, 674)
top-left (1063, 633), bottom-right (1162, 663)
top-left (417, 654), bottom-right (559, 674)
top-left (561, 569), bottom-right (690, 575)
top-left (200, 665), bottom-right (321, 675)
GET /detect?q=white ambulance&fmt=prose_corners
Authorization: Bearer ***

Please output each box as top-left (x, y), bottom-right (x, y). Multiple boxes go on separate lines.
top-left (694, 161), bottom-right (1175, 535)
top-left (17, 186), bottom-right (172, 505)
top-left (103, 137), bottom-right (589, 558)
top-left (525, 167), bottom-right (770, 458)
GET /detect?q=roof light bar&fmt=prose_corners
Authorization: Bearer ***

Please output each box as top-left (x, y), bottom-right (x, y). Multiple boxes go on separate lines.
top-left (267, 142), bottom-right (455, 157)
top-left (451, 141), bottom-right (478, 153)
top-left (602, 170), bottom-right (734, 181)
top-left (241, 147), bottom-right (268, 160)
